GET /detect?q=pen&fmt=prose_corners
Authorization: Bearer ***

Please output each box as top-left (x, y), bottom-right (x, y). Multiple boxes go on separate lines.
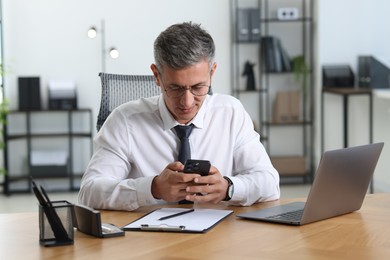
top-left (40, 185), bottom-right (53, 207)
top-left (31, 179), bottom-right (48, 207)
top-left (158, 209), bottom-right (195, 221)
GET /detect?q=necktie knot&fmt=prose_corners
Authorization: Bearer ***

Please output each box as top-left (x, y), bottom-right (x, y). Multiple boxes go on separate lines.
top-left (174, 124), bottom-right (194, 140)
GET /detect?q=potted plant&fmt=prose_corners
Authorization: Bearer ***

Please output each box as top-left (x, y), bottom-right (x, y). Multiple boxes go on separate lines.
top-left (292, 55), bottom-right (309, 99)
top-left (291, 55), bottom-right (309, 121)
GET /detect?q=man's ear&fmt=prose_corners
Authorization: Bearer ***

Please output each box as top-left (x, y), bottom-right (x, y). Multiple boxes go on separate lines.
top-left (210, 62), bottom-right (217, 77)
top-left (150, 64), bottom-right (161, 86)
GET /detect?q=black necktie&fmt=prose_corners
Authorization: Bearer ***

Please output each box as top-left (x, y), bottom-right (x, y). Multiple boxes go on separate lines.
top-left (175, 124), bottom-right (194, 164)
top-left (174, 124), bottom-right (194, 204)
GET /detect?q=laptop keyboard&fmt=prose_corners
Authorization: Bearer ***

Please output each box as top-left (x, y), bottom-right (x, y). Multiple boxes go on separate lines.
top-left (267, 209), bottom-right (304, 222)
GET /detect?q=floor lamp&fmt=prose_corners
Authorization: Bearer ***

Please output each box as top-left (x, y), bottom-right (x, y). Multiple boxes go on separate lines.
top-left (87, 19), bottom-right (119, 72)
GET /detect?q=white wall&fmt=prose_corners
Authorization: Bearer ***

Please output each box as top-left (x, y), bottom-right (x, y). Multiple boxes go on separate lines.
top-left (2, 0), bottom-right (390, 191)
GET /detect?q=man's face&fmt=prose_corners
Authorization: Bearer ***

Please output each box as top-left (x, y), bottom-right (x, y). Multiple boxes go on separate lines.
top-left (152, 61), bottom-right (216, 124)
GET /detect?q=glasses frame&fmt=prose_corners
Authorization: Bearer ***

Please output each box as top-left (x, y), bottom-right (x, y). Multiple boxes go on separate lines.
top-left (157, 70), bottom-right (212, 98)
top-left (164, 85), bottom-right (211, 98)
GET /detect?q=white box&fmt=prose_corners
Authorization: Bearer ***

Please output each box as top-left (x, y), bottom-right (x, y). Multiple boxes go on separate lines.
top-left (277, 8), bottom-right (299, 20)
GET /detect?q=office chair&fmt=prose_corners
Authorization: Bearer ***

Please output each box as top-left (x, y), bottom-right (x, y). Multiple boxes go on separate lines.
top-left (97, 73), bottom-right (161, 131)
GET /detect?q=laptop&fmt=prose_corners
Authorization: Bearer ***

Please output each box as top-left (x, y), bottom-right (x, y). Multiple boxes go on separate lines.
top-left (237, 143), bottom-right (384, 225)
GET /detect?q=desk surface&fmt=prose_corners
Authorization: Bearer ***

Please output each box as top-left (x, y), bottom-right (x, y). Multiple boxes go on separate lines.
top-left (323, 87), bottom-right (372, 95)
top-left (1, 193), bottom-right (390, 259)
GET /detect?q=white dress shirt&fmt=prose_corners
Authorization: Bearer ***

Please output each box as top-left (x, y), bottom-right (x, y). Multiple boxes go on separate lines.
top-left (78, 93), bottom-right (280, 211)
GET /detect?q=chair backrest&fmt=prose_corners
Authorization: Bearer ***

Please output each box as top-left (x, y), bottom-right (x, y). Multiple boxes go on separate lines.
top-left (97, 73), bottom-right (161, 131)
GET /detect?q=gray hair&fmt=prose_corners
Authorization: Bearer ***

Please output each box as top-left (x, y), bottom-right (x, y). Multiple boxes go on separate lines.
top-left (153, 22), bottom-right (215, 72)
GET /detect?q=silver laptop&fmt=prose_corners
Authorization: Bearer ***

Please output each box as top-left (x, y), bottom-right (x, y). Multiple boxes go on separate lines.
top-left (237, 143), bottom-right (384, 225)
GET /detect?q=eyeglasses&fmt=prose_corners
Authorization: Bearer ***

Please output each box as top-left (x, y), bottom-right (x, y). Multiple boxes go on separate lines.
top-left (164, 84), bottom-right (211, 98)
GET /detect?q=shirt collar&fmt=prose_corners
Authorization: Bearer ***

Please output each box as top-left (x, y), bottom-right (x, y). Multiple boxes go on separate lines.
top-left (158, 94), bottom-right (210, 131)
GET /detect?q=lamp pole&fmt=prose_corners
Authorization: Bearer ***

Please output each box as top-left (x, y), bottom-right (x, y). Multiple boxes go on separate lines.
top-left (88, 19), bottom-right (118, 72)
top-left (101, 19), bottom-right (106, 73)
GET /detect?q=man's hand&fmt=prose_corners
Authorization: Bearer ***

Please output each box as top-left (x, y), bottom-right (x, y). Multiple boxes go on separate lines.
top-left (184, 166), bottom-right (229, 204)
top-left (151, 162), bottom-right (200, 202)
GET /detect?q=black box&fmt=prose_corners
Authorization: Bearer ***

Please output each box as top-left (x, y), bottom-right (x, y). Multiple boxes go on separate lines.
top-left (18, 77), bottom-right (41, 110)
top-left (322, 65), bottom-right (355, 88)
top-left (30, 151), bottom-right (69, 177)
top-left (30, 165), bottom-right (69, 178)
top-left (358, 56), bottom-right (390, 89)
top-left (237, 8), bottom-right (260, 42)
top-left (49, 98), bottom-right (77, 110)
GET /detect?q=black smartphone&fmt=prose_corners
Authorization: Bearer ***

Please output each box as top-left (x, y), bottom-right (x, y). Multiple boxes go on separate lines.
top-left (183, 159), bottom-right (211, 176)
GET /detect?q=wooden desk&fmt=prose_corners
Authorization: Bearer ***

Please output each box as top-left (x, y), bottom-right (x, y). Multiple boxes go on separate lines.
top-left (1, 193), bottom-right (390, 259)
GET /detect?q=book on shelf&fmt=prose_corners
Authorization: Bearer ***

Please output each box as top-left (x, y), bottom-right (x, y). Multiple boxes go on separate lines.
top-left (279, 41), bottom-right (292, 72)
top-left (261, 36), bottom-right (291, 73)
top-left (261, 37), bottom-right (275, 72)
top-left (272, 37), bottom-right (283, 72)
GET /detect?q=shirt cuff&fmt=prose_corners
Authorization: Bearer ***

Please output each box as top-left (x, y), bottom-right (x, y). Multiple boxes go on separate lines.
top-left (229, 176), bottom-right (245, 202)
top-left (135, 175), bottom-right (159, 207)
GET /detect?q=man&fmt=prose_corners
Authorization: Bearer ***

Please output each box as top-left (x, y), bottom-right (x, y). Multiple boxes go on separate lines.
top-left (78, 22), bottom-right (280, 211)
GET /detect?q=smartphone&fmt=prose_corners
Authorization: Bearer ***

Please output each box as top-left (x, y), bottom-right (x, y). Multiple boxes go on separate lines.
top-left (183, 159), bottom-right (211, 176)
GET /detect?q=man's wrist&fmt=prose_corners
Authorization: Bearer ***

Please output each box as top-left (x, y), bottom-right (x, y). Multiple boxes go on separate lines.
top-left (223, 176), bottom-right (234, 201)
top-left (151, 176), bottom-right (161, 199)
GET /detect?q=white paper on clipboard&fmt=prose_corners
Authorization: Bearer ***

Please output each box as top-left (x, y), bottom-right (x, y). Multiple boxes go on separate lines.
top-left (123, 208), bottom-right (233, 233)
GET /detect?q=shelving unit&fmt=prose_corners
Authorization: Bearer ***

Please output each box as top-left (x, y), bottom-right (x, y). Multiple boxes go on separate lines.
top-left (231, 0), bottom-right (314, 182)
top-left (3, 109), bottom-right (93, 194)
top-left (0, 1), bottom-right (5, 192)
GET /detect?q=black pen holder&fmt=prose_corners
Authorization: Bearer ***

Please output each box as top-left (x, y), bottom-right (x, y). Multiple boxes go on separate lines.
top-left (39, 200), bottom-right (74, 247)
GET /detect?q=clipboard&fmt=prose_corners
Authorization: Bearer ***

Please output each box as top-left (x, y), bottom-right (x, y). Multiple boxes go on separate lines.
top-left (123, 208), bottom-right (233, 233)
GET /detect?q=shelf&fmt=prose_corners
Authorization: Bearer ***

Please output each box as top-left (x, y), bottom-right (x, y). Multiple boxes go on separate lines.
top-left (261, 17), bottom-right (312, 23)
top-left (262, 120), bottom-right (312, 126)
top-left (234, 89), bottom-right (267, 94)
top-left (262, 68), bottom-right (313, 75)
top-left (3, 109), bottom-right (93, 194)
top-left (6, 132), bottom-right (92, 140)
top-left (9, 108), bottom-right (92, 113)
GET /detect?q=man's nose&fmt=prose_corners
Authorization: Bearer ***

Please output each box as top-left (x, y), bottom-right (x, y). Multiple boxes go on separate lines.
top-left (180, 88), bottom-right (195, 105)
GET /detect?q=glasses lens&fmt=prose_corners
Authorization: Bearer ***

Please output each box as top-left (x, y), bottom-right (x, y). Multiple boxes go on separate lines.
top-left (165, 87), bottom-right (182, 98)
top-left (191, 86), bottom-right (209, 96)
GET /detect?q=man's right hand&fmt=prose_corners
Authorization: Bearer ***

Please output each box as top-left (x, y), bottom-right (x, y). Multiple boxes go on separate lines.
top-left (151, 162), bottom-right (201, 202)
